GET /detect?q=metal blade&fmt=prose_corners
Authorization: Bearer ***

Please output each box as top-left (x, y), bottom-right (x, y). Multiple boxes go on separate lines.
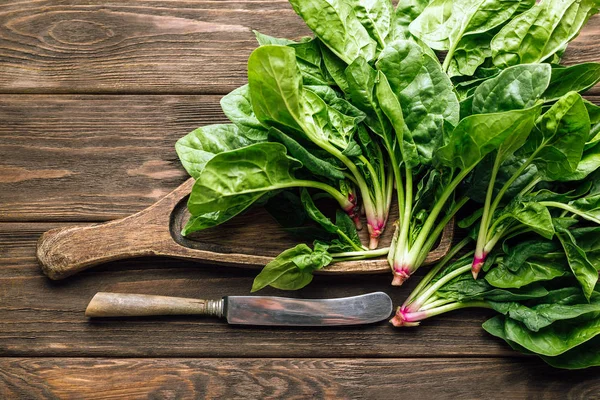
top-left (224, 292), bottom-right (393, 326)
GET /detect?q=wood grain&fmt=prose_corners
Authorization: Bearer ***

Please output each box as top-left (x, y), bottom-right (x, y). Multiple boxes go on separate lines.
top-left (1, 358), bottom-right (599, 400)
top-left (1, 222), bottom-right (509, 358)
top-left (0, 2), bottom-right (599, 94)
top-left (3, 95), bottom-right (600, 222)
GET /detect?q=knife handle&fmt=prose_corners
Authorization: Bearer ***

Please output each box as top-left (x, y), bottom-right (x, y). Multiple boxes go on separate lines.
top-left (85, 292), bottom-right (224, 318)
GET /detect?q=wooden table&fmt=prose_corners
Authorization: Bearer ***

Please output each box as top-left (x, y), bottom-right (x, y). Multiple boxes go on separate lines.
top-left (2, 2), bottom-right (600, 398)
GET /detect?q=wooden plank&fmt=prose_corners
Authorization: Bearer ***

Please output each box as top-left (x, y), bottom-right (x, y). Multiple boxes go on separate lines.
top-left (1, 357), bottom-right (599, 399)
top-left (0, 94), bottom-right (209, 221)
top-left (0, 1), bottom-right (599, 94)
top-left (0, 222), bottom-right (511, 358)
top-left (3, 95), bottom-right (600, 222)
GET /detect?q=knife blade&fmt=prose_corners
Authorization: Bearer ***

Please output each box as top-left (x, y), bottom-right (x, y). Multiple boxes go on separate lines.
top-left (85, 292), bottom-right (393, 326)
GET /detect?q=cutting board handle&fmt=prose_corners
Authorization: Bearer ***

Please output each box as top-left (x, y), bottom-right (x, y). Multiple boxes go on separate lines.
top-left (37, 213), bottom-right (162, 280)
top-left (37, 179), bottom-right (195, 280)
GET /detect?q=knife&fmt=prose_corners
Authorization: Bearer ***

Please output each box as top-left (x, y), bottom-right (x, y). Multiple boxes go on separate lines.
top-left (85, 292), bottom-right (393, 326)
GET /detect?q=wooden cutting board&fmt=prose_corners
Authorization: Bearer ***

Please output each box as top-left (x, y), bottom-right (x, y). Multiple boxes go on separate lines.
top-left (36, 178), bottom-right (454, 280)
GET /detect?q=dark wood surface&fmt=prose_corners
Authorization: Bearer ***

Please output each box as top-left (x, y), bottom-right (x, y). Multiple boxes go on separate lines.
top-left (1, 2), bottom-right (600, 398)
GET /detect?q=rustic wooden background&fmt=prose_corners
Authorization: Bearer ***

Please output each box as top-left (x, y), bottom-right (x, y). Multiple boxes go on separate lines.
top-left (1, 1), bottom-right (600, 399)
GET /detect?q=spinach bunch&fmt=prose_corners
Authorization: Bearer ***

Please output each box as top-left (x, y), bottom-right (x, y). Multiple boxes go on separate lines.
top-left (175, 0), bottom-right (600, 303)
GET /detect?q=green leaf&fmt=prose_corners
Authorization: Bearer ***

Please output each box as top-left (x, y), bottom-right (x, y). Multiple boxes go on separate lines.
top-left (300, 189), bottom-right (339, 234)
top-left (375, 71), bottom-right (419, 168)
top-left (584, 99), bottom-right (600, 124)
top-left (485, 259), bottom-right (568, 289)
top-left (182, 205), bottom-right (259, 236)
top-left (544, 63), bottom-right (600, 102)
top-left (502, 199), bottom-right (555, 239)
top-left (437, 104), bottom-right (541, 170)
top-left (492, 0), bottom-right (600, 67)
top-left (391, 0), bottom-right (431, 40)
top-left (289, 0), bottom-right (377, 64)
top-left (447, 33), bottom-right (492, 78)
top-left (376, 39), bottom-right (459, 163)
top-left (438, 273), bottom-right (548, 301)
top-left (248, 45), bottom-right (305, 133)
top-left (522, 92), bottom-right (590, 181)
top-left (175, 124), bottom-right (254, 179)
top-left (220, 85), bottom-right (269, 141)
top-left (268, 127), bottom-right (345, 181)
top-left (489, 292), bottom-right (600, 332)
top-left (502, 314), bottom-right (600, 356)
top-left (554, 222), bottom-right (598, 301)
top-left (472, 64), bottom-right (551, 114)
top-left (254, 30), bottom-right (296, 46)
top-left (409, 0), bottom-right (529, 51)
top-left (502, 239), bottom-right (560, 271)
top-left (541, 336), bottom-right (600, 369)
top-left (352, 0), bottom-right (394, 48)
top-left (335, 209), bottom-right (361, 247)
top-left (187, 143), bottom-right (302, 216)
top-left (251, 244), bottom-right (332, 292)
top-left (319, 41), bottom-right (351, 92)
top-left (559, 143), bottom-right (600, 182)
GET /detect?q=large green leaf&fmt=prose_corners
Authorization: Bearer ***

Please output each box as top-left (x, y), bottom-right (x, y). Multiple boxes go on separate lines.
top-left (471, 64), bottom-right (551, 114)
top-left (485, 259), bottom-right (568, 289)
top-left (522, 92), bottom-right (590, 181)
top-left (490, 292), bottom-right (600, 331)
top-left (375, 71), bottom-right (419, 168)
top-left (289, 0), bottom-right (377, 64)
top-left (502, 314), bottom-right (600, 356)
top-left (554, 222), bottom-right (598, 301)
top-left (409, 0), bottom-right (528, 51)
top-left (437, 104), bottom-right (541, 170)
top-left (544, 63), bottom-right (600, 102)
top-left (220, 85), bottom-right (269, 141)
top-left (248, 45), bottom-right (305, 133)
top-left (492, 0), bottom-right (600, 67)
top-left (376, 39), bottom-right (459, 163)
top-left (251, 243), bottom-right (332, 292)
top-left (352, 0), bottom-right (394, 48)
top-left (187, 143), bottom-right (302, 215)
top-left (175, 124), bottom-right (255, 179)
top-left (268, 127), bottom-right (345, 181)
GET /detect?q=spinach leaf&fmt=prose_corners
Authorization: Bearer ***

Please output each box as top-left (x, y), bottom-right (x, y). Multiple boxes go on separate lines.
top-left (490, 292), bottom-right (600, 331)
top-left (437, 274), bottom-right (548, 301)
top-left (375, 71), bottom-right (419, 167)
top-left (376, 39), bottom-right (459, 163)
top-left (541, 336), bottom-right (600, 369)
top-left (521, 92), bottom-right (590, 181)
top-left (471, 64), bottom-right (551, 114)
top-left (492, 0), bottom-right (600, 67)
top-left (437, 104), bottom-right (541, 170)
top-left (544, 63), bottom-right (600, 102)
top-left (392, 0), bottom-right (431, 40)
top-left (268, 127), bottom-right (345, 181)
top-left (554, 222), bottom-right (598, 301)
top-left (251, 243), bottom-right (332, 292)
top-left (175, 124), bottom-right (255, 179)
top-left (446, 33), bottom-right (493, 78)
top-left (289, 0), bottom-right (377, 64)
top-left (248, 45), bottom-right (306, 133)
top-left (502, 239), bottom-right (560, 271)
top-left (352, 0), bottom-right (394, 49)
top-left (409, 0), bottom-right (528, 51)
top-left (500, 198), bottom-right (555, 239)
top-left (502, 313), bottom-right (600, 356)
top-left (485, 259), bottom-right (568, 289)
top-left (187, 142), bottom-right (302, 216)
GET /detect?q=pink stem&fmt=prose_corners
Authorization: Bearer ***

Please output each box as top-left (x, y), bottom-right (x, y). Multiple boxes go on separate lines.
top-left (471, 253), bottom-right (486, 279)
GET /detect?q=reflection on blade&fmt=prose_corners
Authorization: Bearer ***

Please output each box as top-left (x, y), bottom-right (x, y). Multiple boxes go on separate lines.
top-left (225, 292), bottom-right (393, 326)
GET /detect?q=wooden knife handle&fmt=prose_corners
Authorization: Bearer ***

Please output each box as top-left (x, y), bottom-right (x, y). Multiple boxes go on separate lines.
top-left (85, 292), bottom-right (224, 318)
